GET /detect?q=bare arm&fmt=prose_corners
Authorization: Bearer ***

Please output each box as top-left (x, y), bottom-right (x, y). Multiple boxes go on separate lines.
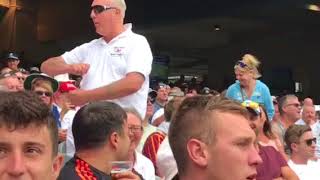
top-left (281, 166), bottom-right (299, 180)
top-left (41, 56), bottom-right (89, 76)
top-left (88, 72), bottom-right (144, 101)
top-left (41, 56), bottom-right (70, 76)
top-left (66, 72), bottom-right (145, 105)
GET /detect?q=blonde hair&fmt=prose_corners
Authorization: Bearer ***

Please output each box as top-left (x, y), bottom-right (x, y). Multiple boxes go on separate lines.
top-left (235, 54), bottom-right (261, 79)
top-left (31, 79), bottom-right (54, 93)
top-left (112, 0), bottom-right (126, 18)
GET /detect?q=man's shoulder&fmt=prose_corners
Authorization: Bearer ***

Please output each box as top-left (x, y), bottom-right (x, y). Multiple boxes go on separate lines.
top-left (58, 158), bottom-right (80, 180)
top-left (58, 157), bottom-right (112, 180)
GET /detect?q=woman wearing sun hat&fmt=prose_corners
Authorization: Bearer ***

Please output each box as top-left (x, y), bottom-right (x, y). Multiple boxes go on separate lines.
top-left (226, 53), bottom-right (274, 120)
top-left (24, 73), bottom-right (62, 126)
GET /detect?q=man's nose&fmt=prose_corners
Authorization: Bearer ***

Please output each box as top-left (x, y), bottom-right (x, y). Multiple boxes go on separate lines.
top-left (249, 146), bottom-right (263, 166)
top-left (7, 152), bottom-right (26, 177)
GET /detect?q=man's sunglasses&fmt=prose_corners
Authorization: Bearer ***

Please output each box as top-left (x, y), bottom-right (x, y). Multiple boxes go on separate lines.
top-left (35, 91), bottom-right (53, 97)
top-left (91, 5), bottom-right (116, 14)
top-left (305, 138), bottom-right (317, 146)
top-left (235, 61), bottom-right (249, 68)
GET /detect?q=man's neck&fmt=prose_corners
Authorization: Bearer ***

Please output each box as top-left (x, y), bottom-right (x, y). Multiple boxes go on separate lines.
top-left (291, 154), bottom-right (309, 165)
top-left (280, 115), bottom-right (295, 129)
top-left (103, 23), bottom-right (125, 43)
top-left (156, 100), bottom-right (166, 107)
top-left (76, 149), bottom-right (113, 174)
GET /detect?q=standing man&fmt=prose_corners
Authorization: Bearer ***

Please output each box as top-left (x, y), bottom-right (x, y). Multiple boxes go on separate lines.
top-left (41, 0), bottom-right (153, 118)
top-left (169, 95), bottom-right (262, 180)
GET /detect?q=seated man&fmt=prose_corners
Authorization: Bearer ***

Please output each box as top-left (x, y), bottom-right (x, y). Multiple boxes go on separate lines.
top-left (285, 124), bottom-right (320, 180)
top-left (0, 91), bottom-right (63, 179)
top-left (125, 108), bottom-right (155, 180)
top-left (58, 101), bottom-right (142, 180)
top-left (169, 95), bottom-right (262, 180)
top-left (0, 72), bottom-right (22, 91)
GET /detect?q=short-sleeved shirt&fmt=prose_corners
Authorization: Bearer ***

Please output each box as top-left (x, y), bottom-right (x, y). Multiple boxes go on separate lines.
top-left (58, 156), bottom-right (112, 180)
top-left (256, 145), bottom-right (287, 180)
top-left (226, 80), bottom-right (274, 120)
top-left (62, 23), bottom-right (153, 119)
top-left (142, 131), bottom-right (166, 175)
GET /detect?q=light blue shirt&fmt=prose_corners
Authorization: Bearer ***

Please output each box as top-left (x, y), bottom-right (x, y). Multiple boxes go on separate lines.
top-left (226, 80), bottom-right (274, 120)
top-left (295, 119), bottom-right (307, 125)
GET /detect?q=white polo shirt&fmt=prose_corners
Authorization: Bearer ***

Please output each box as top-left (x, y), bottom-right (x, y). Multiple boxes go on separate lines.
top-left (62, 23), bottom-right (153, 118)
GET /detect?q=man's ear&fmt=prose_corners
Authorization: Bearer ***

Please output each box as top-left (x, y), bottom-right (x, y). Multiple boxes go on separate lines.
top-left (186, 139), bottom-right (209, 168)
top-left (52, 154), bottom-right (64, 179)
top-left (291, 143), bottom-right (298, 153)
top-left (109, 132), bottom-right (120, 150)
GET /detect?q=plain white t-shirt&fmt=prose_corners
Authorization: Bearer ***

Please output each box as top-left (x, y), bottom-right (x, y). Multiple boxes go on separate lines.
top-left (288, 159), bottom-right (320, 180)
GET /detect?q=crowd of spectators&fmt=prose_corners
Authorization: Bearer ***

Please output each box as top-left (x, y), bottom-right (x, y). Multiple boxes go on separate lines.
top-left (1, 0), bottom-right (320, 179)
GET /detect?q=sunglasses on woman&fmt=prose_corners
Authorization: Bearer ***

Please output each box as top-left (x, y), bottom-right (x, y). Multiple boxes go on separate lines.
top-left (235, 61), bottom-right (249, 68)
top-left (35, 90), bottom-right (53, 97)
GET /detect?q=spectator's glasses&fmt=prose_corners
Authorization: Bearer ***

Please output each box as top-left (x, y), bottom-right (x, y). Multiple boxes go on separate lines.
top-left (235, 61), bottom-right (249, 69)
top-left (305, 138), bottom-right (317, 146)
top-left (128, 125), bottom-right (143, 133)
top-left (35, 91), bottom-right (53, 97)
top-left (286, 103), bottom-right (301, 108)
top-left (91, 5), bottom-right (116, 15)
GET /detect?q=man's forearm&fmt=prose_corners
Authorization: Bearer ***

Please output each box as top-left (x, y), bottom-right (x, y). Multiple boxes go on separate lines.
top-left (88, 73), bottom-right (144, 102)
top-left (41, 56), bottom-right (70, 76)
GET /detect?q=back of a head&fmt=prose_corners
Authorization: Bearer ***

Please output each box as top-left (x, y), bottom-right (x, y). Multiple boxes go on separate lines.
top-left (0, 91), bottom-right (58, 155)
top-left (164, 99), bottom-right (176, 122)
top-left (169, 95), bottom-right (249, 175)
top-left (284, 124), bottom-right (311, 153)
top-left (72, 101), bottom-right (127, 151)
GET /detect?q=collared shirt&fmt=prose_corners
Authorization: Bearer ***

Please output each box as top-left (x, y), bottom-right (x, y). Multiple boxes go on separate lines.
top-left (58, 156), bottom-right (112, 180)
top-left (62, 23), bottom-right (153, 119)
top-left (226, 80), bottom-right (275, 120)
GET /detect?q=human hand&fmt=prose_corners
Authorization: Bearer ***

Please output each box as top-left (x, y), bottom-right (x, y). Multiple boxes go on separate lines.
top-left (58, 129), bottom-right (67, 142)
top-left (63, 89), bottom-right (90, 106)
top-left (111, 171), bottom-right (141, 180)
top-left (68, 63), bottom-right (90, 75)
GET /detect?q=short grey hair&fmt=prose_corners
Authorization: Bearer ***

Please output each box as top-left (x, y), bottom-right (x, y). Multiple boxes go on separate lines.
top-left (123, 107), bottom-right (142, 122)
top-left (112, 0), bottom-right (126, 18)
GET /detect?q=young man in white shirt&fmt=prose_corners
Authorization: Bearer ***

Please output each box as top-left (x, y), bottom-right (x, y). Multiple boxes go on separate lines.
top-left (285, 124), bottom-right (320, 180)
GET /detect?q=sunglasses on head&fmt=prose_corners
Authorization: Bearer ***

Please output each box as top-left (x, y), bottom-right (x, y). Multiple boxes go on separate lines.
top-left (35, 91), bottom-right (53, 97)
top-left (305, 138), bottom-right (317, 146)
top-left (235, 61), bottom-right (249, 68)
top-left (91, 5), bottom-right (116, 15)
